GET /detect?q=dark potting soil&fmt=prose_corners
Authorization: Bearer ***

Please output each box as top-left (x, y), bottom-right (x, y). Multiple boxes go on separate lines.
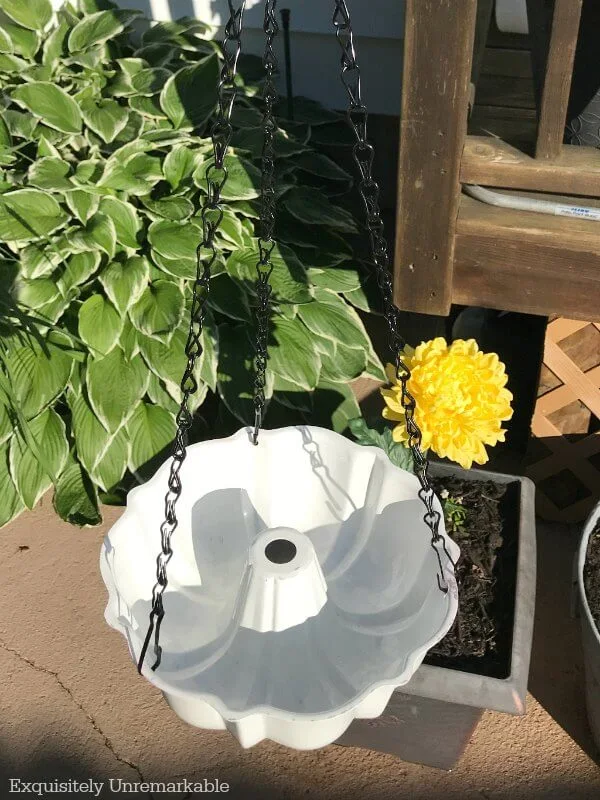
top-left (584, 516), bottom-right (600, 633)
top-left (423, 474), bottom-right (520, 680)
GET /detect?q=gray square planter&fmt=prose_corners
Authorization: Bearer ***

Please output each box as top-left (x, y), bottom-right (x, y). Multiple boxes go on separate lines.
top-left (336, 463), bottom-right (537, 770)
top-left (576, 500), bottom-right (600, 752)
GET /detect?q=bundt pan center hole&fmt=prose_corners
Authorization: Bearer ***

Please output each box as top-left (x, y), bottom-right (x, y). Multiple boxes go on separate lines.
top-left (265, 539), bottom-right (297, 564)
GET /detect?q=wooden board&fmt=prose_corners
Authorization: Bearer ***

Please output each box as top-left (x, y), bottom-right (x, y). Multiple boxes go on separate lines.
top-left (470, 0), bottom-right (494, 92)
top-left (487, 19), bottom-right (530, 50)
top-left (461, 136), bottom-right (600, 196)
top-left (481, 48), bottom-right (532, 80)
top-left (535, 0), bottom-right (583, 159)
top-left (525, 0), bottom-right (553, 106)
top-left (469, 106), bottom-right (537, 146)
top-left (476, 75), bottom-right (536, 109)
top-left (393, 0), bottom-right (478, 316)
top-left (452, 195), bottom-right (600, 321)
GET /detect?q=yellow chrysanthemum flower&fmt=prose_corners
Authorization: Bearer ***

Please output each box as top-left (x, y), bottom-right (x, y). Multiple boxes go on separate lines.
top-left (381, 338), bottom-right (513, 470)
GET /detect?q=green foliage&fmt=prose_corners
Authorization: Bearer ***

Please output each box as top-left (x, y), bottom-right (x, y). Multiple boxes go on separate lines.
top-left (0, 2), bottom-right (386, 529)
top-left (348, 418), bottom-right (414, 473)
top-left (441, 494), bottom-right (469, 535)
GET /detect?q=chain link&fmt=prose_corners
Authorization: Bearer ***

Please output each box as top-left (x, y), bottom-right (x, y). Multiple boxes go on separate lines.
top-left (137, 1), bottom-right (248, 674)
top-left (252, 0), bottom-right (279, 445)
top-left (332, 0), bottom-right (454, 592)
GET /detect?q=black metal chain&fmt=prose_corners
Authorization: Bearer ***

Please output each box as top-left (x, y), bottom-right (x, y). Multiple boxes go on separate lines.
top-left (137, 1), bottom-right (248, 674)
top-left (252, 0), bottom-right (279, 446)
top-left (332, 0), bottom-right (454, 592)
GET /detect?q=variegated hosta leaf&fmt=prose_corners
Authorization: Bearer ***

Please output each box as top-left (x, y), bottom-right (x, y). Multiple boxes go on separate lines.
top-left (71, 213), bottom-right (117, 259)
top-left (80, 97), bottom-right (129, 144)
top-left (11, 82), bottom-right (82, 134)
top-left (147, 218), bottom-right (202, 261)
top-left (127, 402), bottom-right (176, 475)
top-left (268, 316), bottom-right (321, 392)
top-left (68, 389), bottom-right (109, 476)
top-left (0, 189), bottom-right (67, 241)
top-left (0, 0), bottom-right (52, 31)
top-left (9, 407), bottom-right (68, 509)
top-left (64, 190), bottom-right (100, 224)
top-left (98, 196), bottom-right (141, 249)
top-left (217, 323), bottom-right (272, 424)
top-left (162, 142), bottom-right (197, 189)
top-left (69, 390), bottom-right (130, 492)
top-left (159, 55), bottom-right (219, 129)
top-left (68, 9), bottom-right (142, 53)
top-left (99, 256), bottom-right (149, 315)
top-left (0, 441), bottom-right (24, 528)
top-left (137, 326), bottom-right (207, 412)
top-left (78, 294), bottom-right (123, 357)
top-left (52, 452), bottom-right (102, 527)
top-left (193, 153), bottom-right (261, 201)
top-left (28, 156), bottom-right (72, 191)
top-left (3, 334), bottom-right (73, 420)
top-left (146, 373), bottom-right (179, 414)
top-left (19, 244), bottom-right (62, 281)
top-left (129, 280), bottom-right (184, 340)
top-left (225, 243), bottom-right (312, 304)
top-left (92, 424), bottom-right (129, 492)
top-left (86, 347), bottom-right (148, 433)
top-left (0, 402), bottom-right (12, 445)
top-left (311, 379), bottom-right (361, 435)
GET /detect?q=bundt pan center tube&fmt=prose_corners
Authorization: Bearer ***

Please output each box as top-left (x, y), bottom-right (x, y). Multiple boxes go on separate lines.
top-left (100, 425), bottom-right (459, 749)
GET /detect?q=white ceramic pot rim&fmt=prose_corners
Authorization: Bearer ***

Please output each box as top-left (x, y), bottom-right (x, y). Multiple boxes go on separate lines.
top-left (577, 499), bottom-right (600, 644)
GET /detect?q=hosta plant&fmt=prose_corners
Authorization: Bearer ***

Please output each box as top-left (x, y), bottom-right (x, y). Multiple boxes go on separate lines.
top-left (0, 1), bottom-right (386, 529)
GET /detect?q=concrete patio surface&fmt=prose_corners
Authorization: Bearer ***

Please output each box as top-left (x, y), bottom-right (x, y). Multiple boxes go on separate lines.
top-left (1, 493), bottom-right (599, 800)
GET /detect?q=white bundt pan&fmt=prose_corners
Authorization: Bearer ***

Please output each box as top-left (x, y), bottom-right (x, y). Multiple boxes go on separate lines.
top-left (100, 425), bottom-right (459, 749)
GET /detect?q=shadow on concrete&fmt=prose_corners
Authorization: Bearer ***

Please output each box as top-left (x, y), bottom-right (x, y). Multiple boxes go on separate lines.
top-left (0, 746), bottom-right (597, 800)
top-left (0, 747), bottom-right (129, 800)
top-left (0, 749), bottom-right (380, 800)
top-left (528, 520), bottom-right (600, 766)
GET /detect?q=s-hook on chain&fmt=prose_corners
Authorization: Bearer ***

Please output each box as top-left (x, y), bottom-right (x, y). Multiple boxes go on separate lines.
top-left (332, 0), bottom-right (455, 592)
top-left (252, 0), bottom-right (280, 445)
top-left (137, 0), bottom-right (248, 674)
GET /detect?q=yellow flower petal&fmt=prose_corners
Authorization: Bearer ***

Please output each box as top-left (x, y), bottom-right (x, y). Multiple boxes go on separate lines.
top-left (384, 362), bottom-right (397, 384)
top-left (391, 423), bottom-right (408, 443)
top-left (382, 406), bottom-right (405, 423)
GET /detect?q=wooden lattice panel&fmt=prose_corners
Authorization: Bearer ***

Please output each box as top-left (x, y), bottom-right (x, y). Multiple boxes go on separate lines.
top-left (526, 317), bottom-right (600, 523)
